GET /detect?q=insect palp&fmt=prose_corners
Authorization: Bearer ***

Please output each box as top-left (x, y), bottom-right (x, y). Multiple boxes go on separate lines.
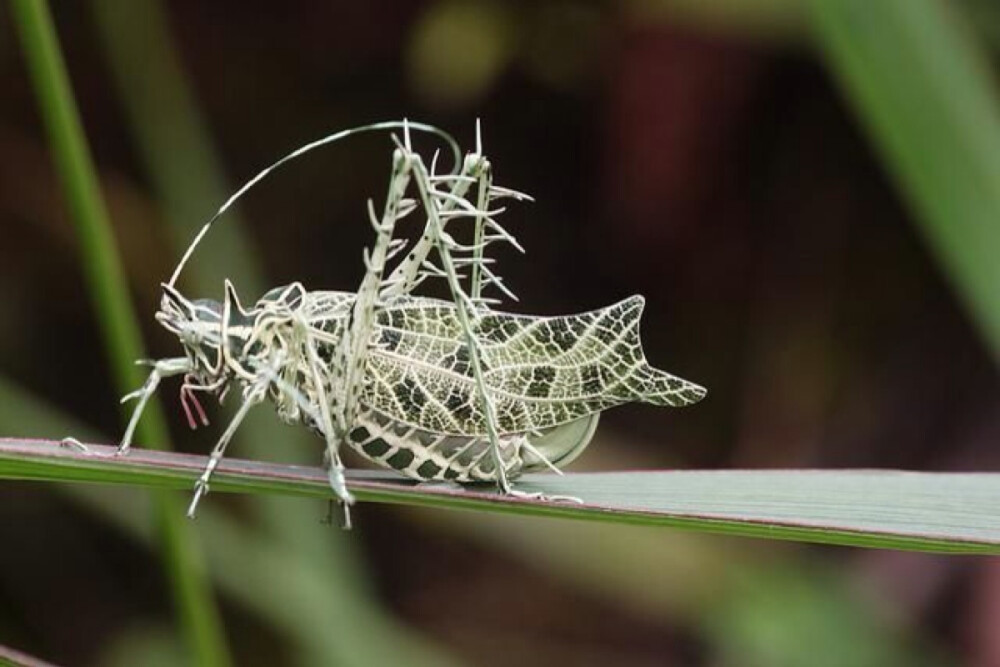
top-left (179, 383), bottom-right (210, 429)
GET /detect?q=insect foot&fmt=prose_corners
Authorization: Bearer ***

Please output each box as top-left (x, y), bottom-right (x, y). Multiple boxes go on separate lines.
top-left (59, 437), bottom-right (90, 453)
top-left (187, 478), bottom-right (210, 519)
top-left (327, 458), bottom-right (356, 529)
top-left (327, 463), bottom-right (355, 505)
top-left (507, 489), bottom-right (585, 504)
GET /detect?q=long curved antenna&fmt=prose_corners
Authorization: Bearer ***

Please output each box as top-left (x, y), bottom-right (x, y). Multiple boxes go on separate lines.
top-left (167, 120), bottom-right (461, 288)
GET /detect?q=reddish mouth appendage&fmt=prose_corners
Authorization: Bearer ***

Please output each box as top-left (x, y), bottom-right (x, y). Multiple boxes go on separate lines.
top-left (180, 384), bottom-right (210, 429)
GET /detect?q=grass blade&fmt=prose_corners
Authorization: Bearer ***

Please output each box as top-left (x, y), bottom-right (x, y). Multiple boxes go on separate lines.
top-left (2, 438), bottom-right (997, 555)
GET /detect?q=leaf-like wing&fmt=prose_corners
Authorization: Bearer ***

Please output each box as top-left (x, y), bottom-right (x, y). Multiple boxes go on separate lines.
top-left (360, 296), bottom-right (705, 436)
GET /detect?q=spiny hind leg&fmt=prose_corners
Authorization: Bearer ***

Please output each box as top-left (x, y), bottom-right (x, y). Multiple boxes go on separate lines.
top-left (403, 152), bottom-right (512, 498)
top-left (296, 411), bottom-right (356, 530)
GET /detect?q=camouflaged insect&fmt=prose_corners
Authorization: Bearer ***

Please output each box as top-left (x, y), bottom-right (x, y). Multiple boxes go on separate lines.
top-left (115, 121), bottom-right (706, 525)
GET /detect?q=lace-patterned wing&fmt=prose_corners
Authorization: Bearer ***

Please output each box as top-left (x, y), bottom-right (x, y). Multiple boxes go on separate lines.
top-left (361, 295), bottom-right (706, 436)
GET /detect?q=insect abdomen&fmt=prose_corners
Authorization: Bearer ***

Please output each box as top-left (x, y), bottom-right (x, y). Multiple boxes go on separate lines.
top-left (346, 408), bottom-right (524, 482)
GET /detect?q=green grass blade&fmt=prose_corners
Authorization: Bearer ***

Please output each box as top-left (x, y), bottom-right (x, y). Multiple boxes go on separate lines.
top-left (8, 2), bottom-right (230, 664)
top-left (2, 438), bottom-right (997, 554)
top-left (806, 0), bottom-right (1000, 360)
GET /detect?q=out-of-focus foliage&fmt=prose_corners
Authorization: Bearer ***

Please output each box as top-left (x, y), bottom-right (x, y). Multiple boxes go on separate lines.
top-left (808, 0), bottom-right (1000, 361)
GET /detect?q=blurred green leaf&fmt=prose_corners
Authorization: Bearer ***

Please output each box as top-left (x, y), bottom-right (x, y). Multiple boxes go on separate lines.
top-left (807, 0), bottom-right (1000, 361)
top-left (2, 439), bottom-right (997, 554)
top-left (99, 625), bottom-right (188, 667)
top-left (415, 510), bottom-right (948, 667)
top-left (706, 563), bottom-right (948, 667)
top-left (408, 1), bottom-right (515, 107)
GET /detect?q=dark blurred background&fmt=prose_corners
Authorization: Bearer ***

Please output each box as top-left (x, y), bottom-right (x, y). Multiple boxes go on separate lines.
top-left (2, 1), bottom-right (1000, 665)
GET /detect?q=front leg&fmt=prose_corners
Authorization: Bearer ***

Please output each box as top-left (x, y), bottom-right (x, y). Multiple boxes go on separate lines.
top-left (187, 381), bottom-right (265, 517)
top-left (118, 357), bottom-right (192, 454)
